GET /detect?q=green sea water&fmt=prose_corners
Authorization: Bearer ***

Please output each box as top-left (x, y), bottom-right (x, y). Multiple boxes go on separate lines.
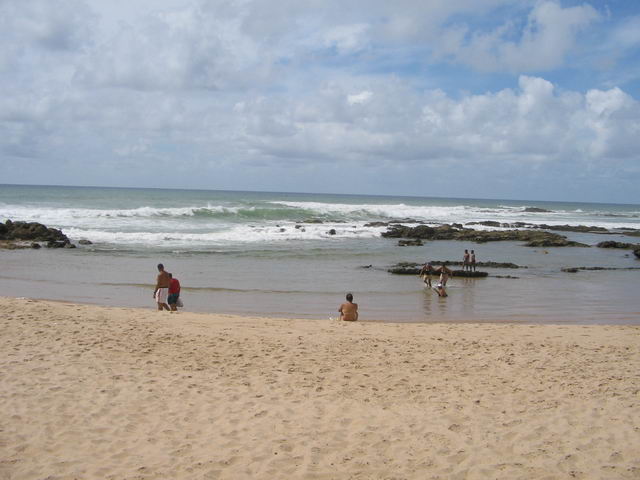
top-left (1, 184), bottom-right (639, 323)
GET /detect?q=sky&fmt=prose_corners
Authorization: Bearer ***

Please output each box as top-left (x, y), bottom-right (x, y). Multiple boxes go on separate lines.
top-left (0, 0), bottom-right (639, 203)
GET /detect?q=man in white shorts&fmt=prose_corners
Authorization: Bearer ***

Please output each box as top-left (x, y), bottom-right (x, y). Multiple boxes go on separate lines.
top-left (153, 263), bottom-right (171, 311)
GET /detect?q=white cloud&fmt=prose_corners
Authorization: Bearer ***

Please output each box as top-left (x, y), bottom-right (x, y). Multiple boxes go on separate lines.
top-left (323, 24), bottom-right (370, 54)
top-left (235, 76), bottom-right (639, 169)
top-left (441, 1), bottom-right (600, 72)
top-left (347, 90), bottom-right (373, 105)
top-left (0, 0), bottom-right (638, 201)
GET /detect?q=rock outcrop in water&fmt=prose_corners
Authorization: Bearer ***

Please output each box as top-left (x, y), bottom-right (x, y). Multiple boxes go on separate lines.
top-left (387, 261), bottom-right (524, 275)
top-left (465, 221), bottom-right (609, 233)
top-left (523, 207), bottom-right (552, 213)
top-left (0, 220), bottom-right (73, 249)
top-left (398, 239), bottom-right (423, 246)
top-left (634, 249), bottom-right (640, 259)
top-left (381, 224), bottom-right (589, 247)
top-left (596, 241), bottom-right (640, 249)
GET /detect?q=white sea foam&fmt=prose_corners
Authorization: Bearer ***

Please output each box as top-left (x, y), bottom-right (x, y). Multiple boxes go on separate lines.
top-left (63, 223), bottom-right (386, 247)
top-left (3, 196), bottom-right (639, 250)
top-left (268, 201), bottom-right (640, 227)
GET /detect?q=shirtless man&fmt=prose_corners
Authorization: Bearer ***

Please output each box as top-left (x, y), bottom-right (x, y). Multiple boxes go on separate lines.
top-left (434, 263), bottom-right (452, 297)
top-left (339, 293), bottom-right (358, 321)
top-left (470, 250), bottom-right (476, 272)
top-left (436, 263), bottom-right (452, 287)
top-left (153, 263), bottom-right (171, 311)
top-left (419, 262), bottom-right (434, 287)
top-left (462, 249), bottom-right (470, 271)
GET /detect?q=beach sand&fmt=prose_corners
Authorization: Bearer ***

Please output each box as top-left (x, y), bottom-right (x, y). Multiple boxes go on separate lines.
top-left (1, 297), bottom-right (639, 479)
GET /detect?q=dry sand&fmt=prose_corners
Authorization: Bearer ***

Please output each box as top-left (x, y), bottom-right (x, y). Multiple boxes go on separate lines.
top-left (1, 297), bottom-right (639, 479)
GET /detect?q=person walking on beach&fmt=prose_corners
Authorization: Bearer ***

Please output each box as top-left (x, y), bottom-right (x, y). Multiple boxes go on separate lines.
top-left (463, 249), bottom-right (470, 271)
top-left (419, 262), bottom-right (434, 287)
top-left (339, 293), bottom-right (359, 321)
top-left (470, 250), bottom-right (476, 272)
top-left (168, 273), bottom-right (181, 312)
top-left (153, 263), bottom-right (171, 311)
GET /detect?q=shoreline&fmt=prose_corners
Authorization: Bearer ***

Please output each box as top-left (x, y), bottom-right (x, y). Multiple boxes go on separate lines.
top-left (2, 296), bottom-right (639, 478)
top-left (10, 293), bottom-right (640, 325)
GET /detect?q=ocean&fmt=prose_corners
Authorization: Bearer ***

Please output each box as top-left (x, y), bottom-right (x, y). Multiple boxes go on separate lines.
top-left (1, 184), bottom-right (639, 323)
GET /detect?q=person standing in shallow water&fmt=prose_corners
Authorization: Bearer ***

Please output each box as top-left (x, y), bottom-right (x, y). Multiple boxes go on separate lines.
top-left (153, 263), bottom-right (171, 311)
top-left (168, 273), bottom-right (181, 312)
top-left (419, 262), bottom-right (433, 287)
top-left (339, 293), bottom-right (358, 321)
top-left (463, 249), bottom-right (470, 271)
top-left (470, 250), bottom-right (476, 272)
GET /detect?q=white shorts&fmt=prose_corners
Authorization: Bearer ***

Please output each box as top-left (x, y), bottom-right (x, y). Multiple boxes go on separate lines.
top-left (155, 288), bottom-right (168, 304)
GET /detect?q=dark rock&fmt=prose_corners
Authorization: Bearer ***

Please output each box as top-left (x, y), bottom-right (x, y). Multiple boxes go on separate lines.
top-left (387, 262), bottom-right (422, 274)
top-left (559, 266), bottom-right (640, 272)
top-left (78, 239), bottom-right (93, 245)
top-left (451, 270), bottom-right (488, 277)
top-left (328, 229), bottom-right (337, 235)
top-left (31, 243), bottom-right (41, 249)
top-left (398, 239), bottom-right (423, 247)
top-left (388, 266), bottom-right (421, 274)
top-left (525, 238), bottom-right (588, 247)
top-left (596, 241), bottom-right (640, 249)
top-left (535, 224), bottom-right (609, 233)
top-left (47, 240), bottom-right (68, 248)
top-left (364, 221), bottom-right (391, 227)
top-left (466, 221), bottom-right (502, 227)
top-left (1, 220), bottom-right (70, 249)
top-left (382, 223), bottom-right (588, 247)
top-left (523, 207), bottom-right (552, 213)
top-left (279, 228), bottom-right (285, 232)
top-left (388, 260), bottom-right (525, 271)
top-left (634, 249), bottom-right (640, 259)
top-left (464, 221), bottom-right (608, 233)
top-left (64, 243), bottom-right (76, 248)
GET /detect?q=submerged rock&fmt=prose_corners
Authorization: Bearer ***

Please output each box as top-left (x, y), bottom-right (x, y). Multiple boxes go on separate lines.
top-left (398, 239), bottom-right (423, 247)
top-left (634, 249), bottom-right (640, 259)
top-left (451, 270), bottom-right (488, 277)
top-left (523, 207), bottom-right (552, 213)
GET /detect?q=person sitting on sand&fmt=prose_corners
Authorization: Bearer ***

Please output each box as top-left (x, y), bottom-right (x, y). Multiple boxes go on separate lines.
top-left (419, 262), bottom-right (434, 287)
top-left (470, 250), bottom-right (476, 272)
top-left (339, 293), bottom-right (358, 321)
top-left (168, 273), bottom-right (181, 312)
top-left (153, 263), bottom-right (171, 311)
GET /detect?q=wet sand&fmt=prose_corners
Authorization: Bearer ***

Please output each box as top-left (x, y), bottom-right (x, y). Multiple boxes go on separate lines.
top-left (1, 297), bottom-right (639, 479)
